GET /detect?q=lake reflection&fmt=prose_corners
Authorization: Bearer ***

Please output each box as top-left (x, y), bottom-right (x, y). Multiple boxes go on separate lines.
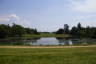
top-left (0, 37), bottom-right (96, 45)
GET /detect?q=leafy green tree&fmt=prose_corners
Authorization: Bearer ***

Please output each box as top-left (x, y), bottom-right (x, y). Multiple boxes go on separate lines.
top-left (77, 22), bottom-right (82, 30)
top-left (71, 23), bottom-right (83, 37)
top-left (64, 24), bottom-right (69, 34)
top-left (89, 27), bottom-right (96, 38)
top-left (56, 29), bottom-right (64, 34)
top-left (70, 26), bottom-right (78, 36)
top-left (11, 24), bottom-right (26, 36)
top-left (79, 28), bottom-right (87, 37)
top-left (25, 28), bottom-right (32, 34)
top-left (25, 28), bottom-right (39, 34)
top-left (0, 25), bottom-right (10, 38)
top-left (0, 24), bottom-right (39, 38)
top-left (33, 28), bottom-right (39, 34)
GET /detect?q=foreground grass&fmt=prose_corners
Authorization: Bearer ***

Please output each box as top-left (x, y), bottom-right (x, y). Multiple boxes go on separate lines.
top-left (0, 47), bottom-right (96, 64)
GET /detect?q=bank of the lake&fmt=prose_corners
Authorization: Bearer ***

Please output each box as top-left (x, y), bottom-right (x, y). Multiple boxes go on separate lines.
top-left (23, 34), bottom-right (71, 38)
top-left (0, 46), bottom-right (96, 64)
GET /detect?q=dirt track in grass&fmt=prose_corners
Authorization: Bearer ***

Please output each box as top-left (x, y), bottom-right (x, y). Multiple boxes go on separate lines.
top-left (0, 45), bottom-right (96, 48)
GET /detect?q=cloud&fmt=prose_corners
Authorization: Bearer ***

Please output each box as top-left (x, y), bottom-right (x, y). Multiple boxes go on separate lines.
top-left (0, 14), bottom-right (31, 27)
top-left (0, 14), bottom-right (20, 22)
top-left (68, 0), bottom-right (96, 13)
top-left (9, 14), bottom-right (20, 20)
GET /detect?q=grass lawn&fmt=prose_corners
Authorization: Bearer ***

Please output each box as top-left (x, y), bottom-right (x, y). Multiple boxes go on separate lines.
top-left (0, 47), bottom-right (96, 64)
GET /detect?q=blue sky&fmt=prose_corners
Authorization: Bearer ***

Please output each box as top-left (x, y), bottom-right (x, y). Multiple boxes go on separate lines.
top-left (0, 0), bottom-right (96, 32)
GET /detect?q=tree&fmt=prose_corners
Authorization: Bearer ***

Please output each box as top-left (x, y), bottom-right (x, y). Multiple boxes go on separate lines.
top-left (25, 28), bottom-right (39, 34)
top-left (89, 27), bottom-right (96, 38)
top-left (11, 24), bottom-right (26, 36)
top-left (0, 24), bottom-right (39, 38)
top-left (25, 28), bottom-right (32, 34)
top-left (56, 29), bottom-right (64, 34)
top-left (77, 22), bottom-right (82, 30)
top-left (70, 26), bottom-right (78, 36)
top-left (79, 28), bottom-right (87, 37)
top-left (33, 28), bottom-right (39, 34)
top-left (0, 24), bottom-right (10, 38)
top-left (64, 24), bottom-right (69, 34)
top-left (71, 23), bottom-right (82, 37)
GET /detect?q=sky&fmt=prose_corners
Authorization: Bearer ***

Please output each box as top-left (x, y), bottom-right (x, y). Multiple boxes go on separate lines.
top-left (0, 0), bottom-right (96, 32)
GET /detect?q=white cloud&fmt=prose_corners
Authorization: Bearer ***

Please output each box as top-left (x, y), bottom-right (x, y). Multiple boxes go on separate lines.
top-left (9, 14), bottom-right (20, 20)
top-left (0, 14), bottom-right (31, 27)
top-left (0, 14), bottom-right (20, 22)
top-left (69, 0), bottom-right (96, 13)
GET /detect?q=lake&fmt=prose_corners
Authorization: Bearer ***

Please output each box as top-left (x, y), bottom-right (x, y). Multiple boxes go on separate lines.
top-left (0, 37), bottom-right (96, 45)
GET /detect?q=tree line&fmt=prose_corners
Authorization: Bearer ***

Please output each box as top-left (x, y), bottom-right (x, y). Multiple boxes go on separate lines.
top-left (0, 23), bottom-right (96, 38)
top-left (56, 23), bottom-right (96, 38)
top-left (0, 24), bottom-right (39, 38)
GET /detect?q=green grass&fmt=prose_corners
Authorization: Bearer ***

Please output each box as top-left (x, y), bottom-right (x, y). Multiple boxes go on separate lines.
top-left (23, 34), bottom-right (71, 38)
top-left (0, 47), bottom-right (96, 64)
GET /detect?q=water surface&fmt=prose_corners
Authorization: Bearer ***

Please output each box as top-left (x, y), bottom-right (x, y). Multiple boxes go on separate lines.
top-left (0, 37), bottom-right (96, 45)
